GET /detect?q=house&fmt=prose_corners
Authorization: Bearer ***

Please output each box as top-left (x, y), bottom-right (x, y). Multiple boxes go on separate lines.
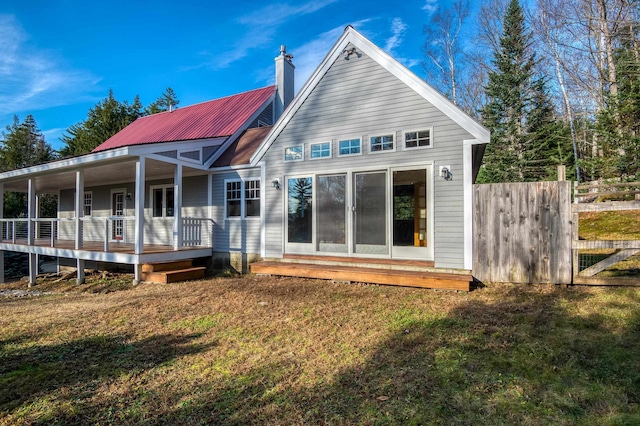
top-left (0, 26), bottom-right (489, 290)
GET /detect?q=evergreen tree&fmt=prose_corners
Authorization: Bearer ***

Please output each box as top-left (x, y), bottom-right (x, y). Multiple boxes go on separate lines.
top-left (145, 87), bottom-right (180, 115)
top-left (478, 0), bottom-right (563, 183)
top-left (0, 115), bottom-right (57, 217)
top-left (59, 90), bottom-right (144, 157)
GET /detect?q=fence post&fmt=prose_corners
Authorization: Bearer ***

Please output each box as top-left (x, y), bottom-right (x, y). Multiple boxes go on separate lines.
top-left (557, 165), bottom-right (566, 182)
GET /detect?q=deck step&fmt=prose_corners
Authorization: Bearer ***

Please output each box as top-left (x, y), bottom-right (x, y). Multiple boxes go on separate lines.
top-left (250, 261), bottom-right (472, 291)
top-left (141, 259), bottom-right (194, 273)
top-left (141, 267), bottom-right (206, 284)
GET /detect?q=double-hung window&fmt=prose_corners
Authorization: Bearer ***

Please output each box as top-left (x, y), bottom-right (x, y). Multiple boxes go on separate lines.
top-left (226, 179), bottom-right (261, 218)
top-left (152, 185), bottom-right (175, 218)
top-left (83, 192), bottom-right (92, 216)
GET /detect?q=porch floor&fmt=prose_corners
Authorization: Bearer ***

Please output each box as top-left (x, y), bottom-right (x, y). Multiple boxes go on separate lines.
top-left (0, 238), bottom-right (207, 254)
top-left (251, 256), bottom-right (472, 291)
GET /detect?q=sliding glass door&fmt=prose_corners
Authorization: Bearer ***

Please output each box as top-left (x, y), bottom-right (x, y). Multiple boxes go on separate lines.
top-left (353, 171), bottom-right (388, 255)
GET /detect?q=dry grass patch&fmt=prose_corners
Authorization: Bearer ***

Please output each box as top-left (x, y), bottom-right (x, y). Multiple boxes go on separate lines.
top-left (1, 276), bottom-right (640, 424)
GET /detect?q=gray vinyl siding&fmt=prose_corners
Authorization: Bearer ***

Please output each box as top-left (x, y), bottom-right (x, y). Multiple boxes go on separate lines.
top-left (249, 101), bottom-right (273, 128)
top-left (57, 175), bottom-right (210, 246)
top-left (261, 46), bottom-right (474, 268)
top-left (211, 168), bottom-right (262, 254)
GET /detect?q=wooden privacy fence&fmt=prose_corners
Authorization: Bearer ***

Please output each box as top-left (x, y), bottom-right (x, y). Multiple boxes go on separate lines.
top-left (473, 181), bottom-right (573, 284)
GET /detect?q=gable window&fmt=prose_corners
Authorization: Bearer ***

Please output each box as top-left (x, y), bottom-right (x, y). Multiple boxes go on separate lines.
top-left (284, 145), bottom-right (303, 161)
top-left (83, 192), bottom-right (92, 216)
top-left (405, 129), bottom-right (432, 149)
top-left (338, 138), bottom-right (361, 156)
top-left (310, 142), bottom-right (331, 159)
top-left (226, 179), bottom-right (261, 218)
top-left (370, 134), bottom-right (394, 152)
top-left (152, 185), bottom-right (175, 218)
top-left (245, 179), bottom-right (261, 217)
top-left (226, 181), bottom-right (242, 217)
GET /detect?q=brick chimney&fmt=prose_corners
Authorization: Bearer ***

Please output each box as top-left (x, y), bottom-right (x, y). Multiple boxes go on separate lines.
top-left (274, 45), bottom-right (294, 121)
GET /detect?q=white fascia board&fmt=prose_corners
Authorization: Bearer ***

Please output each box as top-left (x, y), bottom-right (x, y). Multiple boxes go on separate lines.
top-left (250, 27), bottom-right (490, 165)
top-left (205, 92), bottom-right (277, 169)
top-left (209, 164), bottom-right (260, 174)
top-left (463, 139), bottom-right (475, 270)
top-left (0, 148), bottom-right (131, 182)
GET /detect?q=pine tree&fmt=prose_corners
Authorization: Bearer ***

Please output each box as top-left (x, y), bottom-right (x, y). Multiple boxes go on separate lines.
top-left (59, 90), bottom-right (144, 157)
top-left (0, 115), bottom-right (57, 217)
top-left (145, 87), bottom-right (180, 115)
top-left (478, 0), bottom-right (563, 183)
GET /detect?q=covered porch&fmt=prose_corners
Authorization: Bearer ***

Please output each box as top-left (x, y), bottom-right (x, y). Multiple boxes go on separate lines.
top-left (0, 148), bottom-right (214, 285)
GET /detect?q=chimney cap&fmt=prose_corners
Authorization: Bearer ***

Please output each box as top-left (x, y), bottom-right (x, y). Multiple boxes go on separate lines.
top-left (280, 45), bottom-right (286, 55)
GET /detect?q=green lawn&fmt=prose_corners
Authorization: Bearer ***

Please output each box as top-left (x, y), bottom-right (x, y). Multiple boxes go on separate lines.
top-left (2, 275), bottom-right (640, 425)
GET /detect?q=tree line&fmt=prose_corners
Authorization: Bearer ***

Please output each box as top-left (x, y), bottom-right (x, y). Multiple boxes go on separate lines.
top-left (424, 0), bottom-right (639, 183)
top-left (0, 89), bottom-right (178, 217)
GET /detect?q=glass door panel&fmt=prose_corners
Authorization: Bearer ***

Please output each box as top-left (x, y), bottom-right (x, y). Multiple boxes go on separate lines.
top-left (287, 177), bottom-right (313, 244)
top-left (317, 174), bottom-right (347, 253)
top-left (354, 171), bottom-right (388, 255)
top-left (392, 169), bottom-right (428, 258)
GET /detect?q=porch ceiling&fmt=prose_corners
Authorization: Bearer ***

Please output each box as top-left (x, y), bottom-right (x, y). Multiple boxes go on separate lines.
top-left (2, 158), bottom-right (205, 193)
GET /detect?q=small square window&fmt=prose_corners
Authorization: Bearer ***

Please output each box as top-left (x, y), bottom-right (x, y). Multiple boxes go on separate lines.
top-left (405, 129), bottom-right (432, 149)
top-left (370, 134), bottom-right (394, 152)
top-left (310, 142), bottom-right (331, 159)
top-left (338, 138), bottom-right (361, 155)
top-left (284, 145), bottom-right (303, 161)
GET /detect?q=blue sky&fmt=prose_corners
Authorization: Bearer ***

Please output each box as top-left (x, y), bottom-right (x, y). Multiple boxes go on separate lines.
top-left (1, 0), bottom-right (444, 150)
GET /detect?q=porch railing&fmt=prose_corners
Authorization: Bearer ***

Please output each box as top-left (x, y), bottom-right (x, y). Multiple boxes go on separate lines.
top-left (0, 216), bottom-right (213, 251)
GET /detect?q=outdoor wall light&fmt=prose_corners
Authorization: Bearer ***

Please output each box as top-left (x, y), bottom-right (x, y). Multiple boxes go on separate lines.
top-left (440, 166), bottom-right (452, 181)
top-left (125, 193), bottom-right (133, 201)
top-left (271, 178), bottom-right (281, 190)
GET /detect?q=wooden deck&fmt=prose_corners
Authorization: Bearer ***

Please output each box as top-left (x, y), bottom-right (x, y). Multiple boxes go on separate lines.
top-left (251, 256), bottom-right (472, 291)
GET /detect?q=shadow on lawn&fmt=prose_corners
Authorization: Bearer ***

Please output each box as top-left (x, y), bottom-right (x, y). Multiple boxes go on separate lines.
top-left (0, 332), bottom-right (215, 416)
top-left (160, 285), bottom-right (640, 425)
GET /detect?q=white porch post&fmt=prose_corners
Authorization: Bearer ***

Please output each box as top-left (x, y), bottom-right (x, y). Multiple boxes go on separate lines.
top-left (75, 170), bottom-right (85, 284)
top-left (75, 170), bottom-right (84, 250)
top-left (133, 157), bottom-right (145, 286)
top-left (173, 163), bottom-right (183, 250)
top-left (27, 179), bottom-right (36, 287)
top-left (134, 157), bottom-right (145, 254)
top-left (0, 183), bottom-right (4, 284)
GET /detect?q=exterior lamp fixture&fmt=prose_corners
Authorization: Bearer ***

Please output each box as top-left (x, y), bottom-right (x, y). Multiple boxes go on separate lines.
top-left (271, 178), bottom-right (281, 190)
top-left (126, 193), bottom-right (133, 201)
top-left (343, 47), bottom-right (361, 60)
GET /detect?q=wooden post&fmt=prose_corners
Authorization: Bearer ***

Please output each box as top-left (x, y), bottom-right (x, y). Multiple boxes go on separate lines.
top-left (27, 179), bottom-right (35, 246)
top-left (134, 157), bottom-right (146, 255)
top-left (77, 259), bottom-right (85, 285)
top-left (557, 165), bottom-right (566, 182)
top-left (572, 209), bottom-right (579, 281)
top-left (173, 164), bottom-right (183, 250)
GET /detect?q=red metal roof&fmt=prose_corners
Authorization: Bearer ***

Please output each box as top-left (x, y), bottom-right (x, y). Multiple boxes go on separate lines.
top-left (92, 86), bottom-right (275, 152)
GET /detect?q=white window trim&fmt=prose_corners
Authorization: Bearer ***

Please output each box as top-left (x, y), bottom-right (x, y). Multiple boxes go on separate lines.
top-left (403, 127), bottom-right (434, 150)
top-left (337, 137), bottom-right (363, 157)
top-left (284, 145), bottom-right (304, 162)
top-left (83, 191), bottom-right (93, 217)
top-left (369, 133), bottom-right (396, 154)
top-left (150, 184), bottom-right (175, 218)
top-left (224, 178), bottom-right (261, 219)
top-left (309, 141), bottom-right (332, 160)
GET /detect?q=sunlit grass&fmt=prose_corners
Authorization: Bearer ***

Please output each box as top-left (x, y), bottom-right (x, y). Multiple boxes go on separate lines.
top-left (1, 277), bottom-right (640, 424)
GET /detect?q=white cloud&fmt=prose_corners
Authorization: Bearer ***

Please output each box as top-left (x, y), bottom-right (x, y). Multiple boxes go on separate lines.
top-left (422, 0), bottom-right (439, 15)
top-left (0, 15), bottom-right (98, 117)
top-left (384, 17), bottom-right (407, 55)
top-left (206, 0), bottom-right (340, 70)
